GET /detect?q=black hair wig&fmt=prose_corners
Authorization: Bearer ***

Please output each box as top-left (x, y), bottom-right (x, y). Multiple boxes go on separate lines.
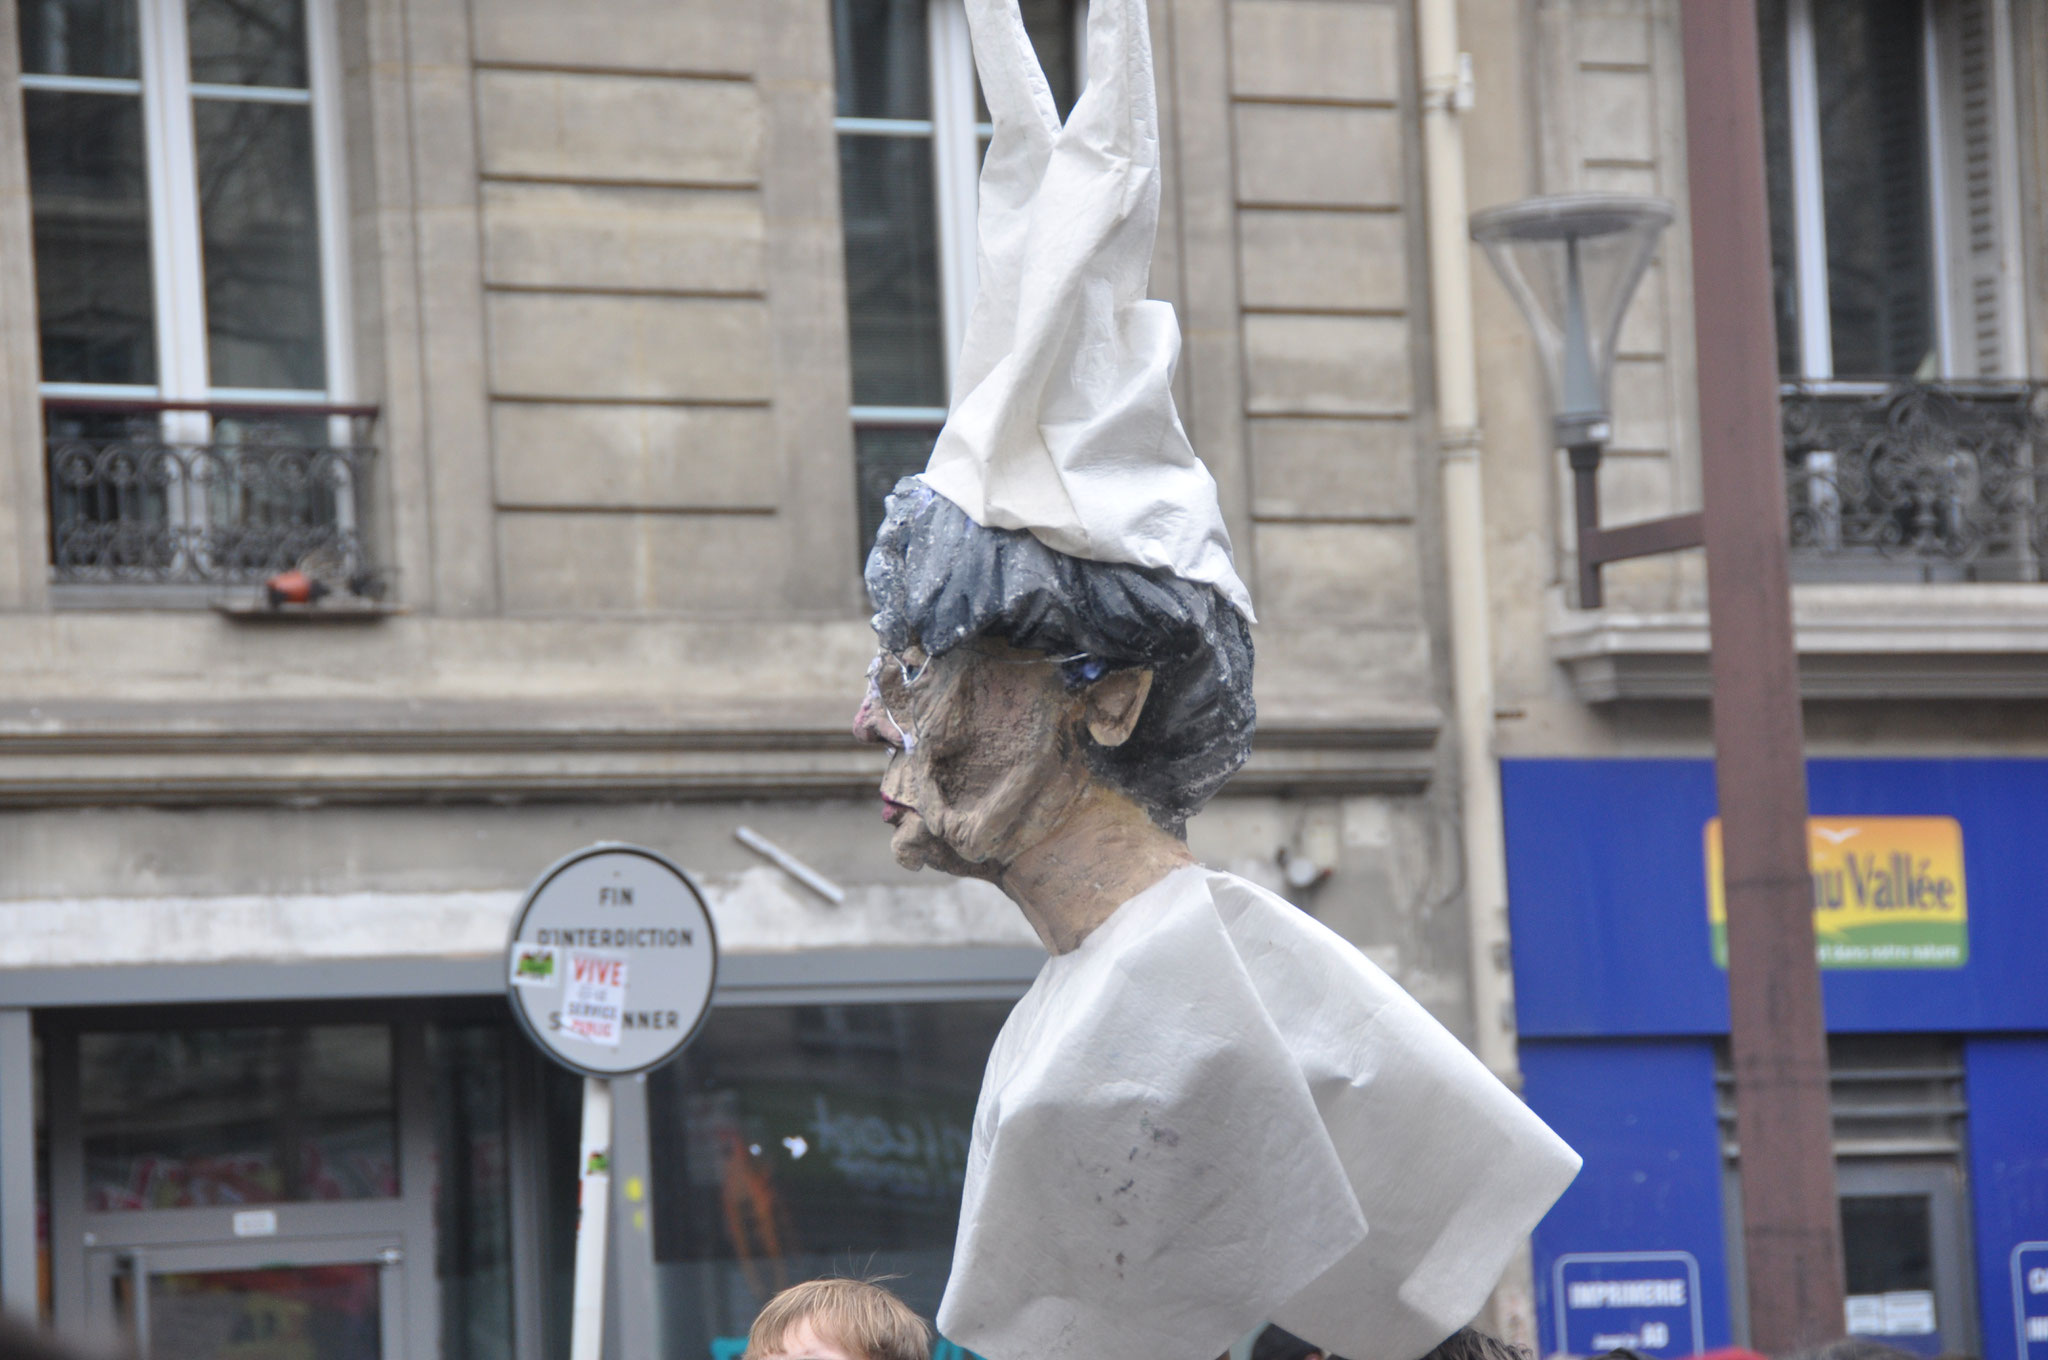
top-left (864, 478), bottom-right (1254, 831)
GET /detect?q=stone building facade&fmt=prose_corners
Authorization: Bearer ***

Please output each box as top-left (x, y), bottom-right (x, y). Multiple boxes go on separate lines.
top-left (0, 0), bottom-right (2044, 1357)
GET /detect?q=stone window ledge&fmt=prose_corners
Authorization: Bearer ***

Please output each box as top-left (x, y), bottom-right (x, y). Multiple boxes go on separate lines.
top-left (1549, 583), bottom-right (2048, 701)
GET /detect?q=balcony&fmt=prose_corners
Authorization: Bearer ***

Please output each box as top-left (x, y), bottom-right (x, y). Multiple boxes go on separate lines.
top-left (44, 397), bottom-right (384, 605)
top-left (1551, 380), bottom-right (2048, 701)
top-left (1784, 381), bottom-right (2048, 583)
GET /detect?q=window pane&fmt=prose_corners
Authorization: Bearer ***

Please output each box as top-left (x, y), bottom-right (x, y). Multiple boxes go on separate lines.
top-left (186, 0), bottom-right (308, 88)
top-left (431, 1023), bottom-right (515, 1360)
top-left (194, 99), bottom-right (327, 390)
top-left (25, 90), bottom-right (155, 385)
top-left (840, 134), bottom-right (944, 408)
top-left (1758, 0), bottom-right (1801, 377)
top-left (833, 0), bottom-right (928, 120)
top-left (17, 0), bottom-right (139, 78)
top-left (646, 1001), bottom-right (1014, 1358)
top-left (1841, 1194), bottom-right (1936, 1296)
top-left (80, 1025), bottom-right (397, 1210)
top-left (1813, 0), bottom-right (1934, 379)
top-left (856, 423), bottom-right (940, 554)
top-left (140, 1265), bottom-right (382, 1360)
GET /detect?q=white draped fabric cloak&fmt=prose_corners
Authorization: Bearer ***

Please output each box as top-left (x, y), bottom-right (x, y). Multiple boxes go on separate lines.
top-left (936, 865), bottom-right (1581, 1360)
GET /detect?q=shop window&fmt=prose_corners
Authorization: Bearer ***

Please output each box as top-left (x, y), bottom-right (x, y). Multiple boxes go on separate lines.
top-left (430, 1022), bottom-right (516, 1360)
top-left (19, 0), bottom-right (375, 589)
top-left (834, 0), bottom-right (1084, 555)
top-left (1760, 0), bottom-right (2025, 381)
top-left (77, 1025), bottom-right (397, 1210)
top-left (644, 999), bottom-right (1015, 1358)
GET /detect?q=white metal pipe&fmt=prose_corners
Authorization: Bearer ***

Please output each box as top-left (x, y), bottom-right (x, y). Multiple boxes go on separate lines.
top-left (570, 1077), bottom-right (614, 1360)
top-left (1418, 0), bottom-right (1516, 1089)
top-left (1416, 0), bottom-right (1531, 1338)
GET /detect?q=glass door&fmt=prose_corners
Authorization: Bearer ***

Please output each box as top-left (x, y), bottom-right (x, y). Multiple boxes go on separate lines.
top-left (45, 1014), bottom-right (444, 1360)
top-left (1838, 1161), bottom-right (1978, 1357)
top-left (89, 1236), bottom-right (404, 1360)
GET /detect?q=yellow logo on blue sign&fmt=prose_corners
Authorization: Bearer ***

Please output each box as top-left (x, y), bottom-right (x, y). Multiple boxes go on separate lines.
top-left (1705, 816), bottom-right (1967, 968)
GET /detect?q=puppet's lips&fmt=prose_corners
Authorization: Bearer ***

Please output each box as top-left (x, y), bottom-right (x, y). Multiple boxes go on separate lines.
top-left (881, 793), bottom-right (911, 825)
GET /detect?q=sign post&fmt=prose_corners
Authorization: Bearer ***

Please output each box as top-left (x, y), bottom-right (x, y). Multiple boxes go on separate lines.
top-left (507, 844), bottom-right (719, 1360)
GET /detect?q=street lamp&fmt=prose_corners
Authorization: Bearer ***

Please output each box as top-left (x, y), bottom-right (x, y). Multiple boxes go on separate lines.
top-left (1471, 193), bottom-right (1695, 607)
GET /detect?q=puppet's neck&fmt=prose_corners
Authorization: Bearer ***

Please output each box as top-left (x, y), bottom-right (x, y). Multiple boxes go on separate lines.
top-left (998, 785), bottom-right (1195, 954)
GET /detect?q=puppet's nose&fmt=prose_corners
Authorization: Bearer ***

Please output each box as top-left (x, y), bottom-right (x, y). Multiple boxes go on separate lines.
top-left (853, 689), bottom-right (903, 748)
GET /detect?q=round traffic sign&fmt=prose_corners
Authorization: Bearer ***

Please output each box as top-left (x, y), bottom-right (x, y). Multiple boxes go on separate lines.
top-left (506, 844), bottom-right (719, 1077)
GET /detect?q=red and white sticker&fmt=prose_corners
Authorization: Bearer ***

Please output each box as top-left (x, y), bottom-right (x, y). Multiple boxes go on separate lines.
top-left (563, 950), bottom-right (628, 1047)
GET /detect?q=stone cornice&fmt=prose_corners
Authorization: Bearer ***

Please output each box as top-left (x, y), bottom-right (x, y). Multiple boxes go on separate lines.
top-left (1550, 583), bottom-right (2048, 701)
top-left (0, 699), bottom-right (1439, 805)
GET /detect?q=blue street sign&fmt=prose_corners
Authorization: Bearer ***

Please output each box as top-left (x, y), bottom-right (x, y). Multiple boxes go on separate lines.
top-left (1554, 1252), bottom-right (1705, 1359)
top-left (2014, 1243), bottom-right (2048, 1360)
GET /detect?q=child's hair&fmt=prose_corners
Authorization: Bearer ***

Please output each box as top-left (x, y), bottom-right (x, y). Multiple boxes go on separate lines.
top-left (742, 1278), bottom-right (933, 1360)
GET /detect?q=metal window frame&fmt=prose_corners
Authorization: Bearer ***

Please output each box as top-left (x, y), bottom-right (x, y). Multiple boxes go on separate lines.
top-left (85, 1234), bottom-right (408, 1360)
top-left (1778, 0), bottom-right (2023, 382)
top-left (1723, 1158), bottom-right (1981, 1354)
top-left (22, 0), bottom-right (356, 422)
top-left (0, 946), bottom-right (1046, 1010)
top-left (1783, 0), bottom-right (1835, 379)
top-left (39, 1005), bottom-right (441, 1360)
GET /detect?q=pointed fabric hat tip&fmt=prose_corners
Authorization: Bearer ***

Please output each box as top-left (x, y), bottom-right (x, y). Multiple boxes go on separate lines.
top-left (920, 0), bottom-right (1255, 623)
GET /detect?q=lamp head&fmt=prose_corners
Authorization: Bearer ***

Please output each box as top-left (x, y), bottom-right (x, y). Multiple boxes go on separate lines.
top-left (1470, 193), bottom-right (1674, 450)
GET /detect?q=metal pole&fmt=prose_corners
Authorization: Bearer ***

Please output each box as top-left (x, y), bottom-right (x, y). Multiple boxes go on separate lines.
top-left (571, 1077), bottom-right (613, 1360)
top-left (0, 1010), bottom-right (36, 1320)
top-left (1567, 444), bottom-right (1604, 608)
top-left (609, 1074), bottom-right (662, 1360)
top-left (1678, 2), bottom-right (1845, 1352)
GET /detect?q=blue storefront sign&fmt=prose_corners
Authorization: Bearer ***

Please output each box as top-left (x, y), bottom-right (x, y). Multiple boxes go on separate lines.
top-left (1505, 759), bottom-right (2048, 1359)
top-left (1554, 1252), bottom-right (1705, 1359)
top-left (2015, 1244), bottom-right (2048, 1360)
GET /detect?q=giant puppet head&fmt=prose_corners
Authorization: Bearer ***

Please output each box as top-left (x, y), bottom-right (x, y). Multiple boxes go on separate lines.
top-left (855, 481), bottom-right (1253, 879)
top-left (852, 0), bottom-right (1254, 892)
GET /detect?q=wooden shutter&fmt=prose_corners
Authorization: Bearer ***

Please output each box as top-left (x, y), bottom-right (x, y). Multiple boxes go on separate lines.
top-left (1933, 0), bottom-right (2026, 378)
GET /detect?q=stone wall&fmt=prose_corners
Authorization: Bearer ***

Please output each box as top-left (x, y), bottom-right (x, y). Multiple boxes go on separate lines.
top-left (0, 0), bottom-right (1472, 1019)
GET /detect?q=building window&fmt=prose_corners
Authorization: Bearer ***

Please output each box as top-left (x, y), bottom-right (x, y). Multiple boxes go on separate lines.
top-left (833, 0), bottom-right (1083, 554)
top-left (21, 0), bottom-right (371, 589)
top-left (77, 1024), bottom-right (398, 1210)
top-left (1761, 0), bottom-right (2026, 382)
top-left (646, 999), bottom-right (1016, 1357)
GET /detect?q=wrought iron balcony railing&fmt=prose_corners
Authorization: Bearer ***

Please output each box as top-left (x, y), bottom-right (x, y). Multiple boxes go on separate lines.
top-left (1783, 381), bottom-right (2048, 583)
top-left (45, 397), bottom-right (381, 590)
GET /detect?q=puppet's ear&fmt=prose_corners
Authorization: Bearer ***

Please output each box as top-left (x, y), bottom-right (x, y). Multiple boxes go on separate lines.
top-left (1083, 668), bottom-right (1153, 747)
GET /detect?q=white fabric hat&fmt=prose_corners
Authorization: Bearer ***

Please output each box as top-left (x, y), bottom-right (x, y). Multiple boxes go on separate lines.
top-left (916, 0), bottom-right (1255, 621)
